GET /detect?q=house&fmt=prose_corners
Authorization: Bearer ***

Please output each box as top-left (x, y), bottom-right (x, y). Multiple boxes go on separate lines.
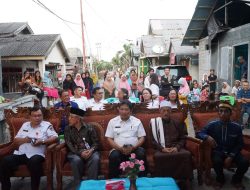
top-left (67, 48), bottom-right (83, 75)
top-left (182, 0), bottom-right (250, 86)
top-left (138, 19), bottom-right (198, 76)
top-left (0, 22), bottom-right (70, 93)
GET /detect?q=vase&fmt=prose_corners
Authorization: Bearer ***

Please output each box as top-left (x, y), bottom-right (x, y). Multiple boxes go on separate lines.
top-left (129, 176), bottom-right (137, 190)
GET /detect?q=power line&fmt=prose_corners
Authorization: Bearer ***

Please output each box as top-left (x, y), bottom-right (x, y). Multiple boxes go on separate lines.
top-left (32, 0), bottom-right (80, 25)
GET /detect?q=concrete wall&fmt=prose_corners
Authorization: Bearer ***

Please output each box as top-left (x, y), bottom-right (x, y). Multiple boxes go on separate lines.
top-left (198, 37), bottom-right (211, 83)
top-left (209, 23), bottom-right (250, 87)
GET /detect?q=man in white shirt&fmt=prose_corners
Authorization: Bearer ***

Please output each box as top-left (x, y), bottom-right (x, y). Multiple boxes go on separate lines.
top-left (144, 68), bottom-right (154, 88)
top-left (70, 86), bottom-right (89, 111)
top-left (105, 100), bottom-right (146, 178)
top-left (88, 87), bottom-right (106, 111)
top-left (0, 107), bottom-right (58, 190)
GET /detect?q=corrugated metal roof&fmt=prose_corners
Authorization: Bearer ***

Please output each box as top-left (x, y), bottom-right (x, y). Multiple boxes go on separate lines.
top-left (182, 0), bottom-right (217, 46)
top-left (0, 22), bottom-right (34, 37)
top-left (0, 34), bottom-right (60, 57)
top-left (141, 35), bottom-right (169, 57)
top-left (148, 19), bottom-right (190, 39)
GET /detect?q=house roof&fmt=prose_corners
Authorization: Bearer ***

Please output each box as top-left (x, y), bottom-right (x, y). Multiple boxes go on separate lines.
top-left (0, 22), bottom-right (34, 38)
top-left (0, 34), bottom-right (70, 62)
top-left (140, 35), bottom-right (169, 58)
top-left (67, 48), bottom-right (83, 58)
top-left (170, 38), bottom-right (199, 55)
top-left (148, 19), bottom-right (190, 39)
top-left (182, 0), bottom-right (250, 46)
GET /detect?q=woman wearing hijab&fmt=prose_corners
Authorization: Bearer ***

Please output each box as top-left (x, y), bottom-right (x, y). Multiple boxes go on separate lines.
top-left (202, 73), bottom-right (209, 86)
top-left (63, 74), bottom-right (76, 97)
top-left (83, 71), bottom-right (94, 99)
top-left (221, 82), bottom-right (232, 95)
top-left (74, 73), bottom-right (85, 96)
top-left (118, 74), bottom-right (131, 94)
top-left (178, 77), bottom-right (190, 104)
top-left (43, 71), bottom-right (59, 104)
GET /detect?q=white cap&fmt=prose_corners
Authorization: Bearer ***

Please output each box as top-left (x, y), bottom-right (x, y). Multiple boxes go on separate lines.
top-left (159, 100), bottom-right (172, 108)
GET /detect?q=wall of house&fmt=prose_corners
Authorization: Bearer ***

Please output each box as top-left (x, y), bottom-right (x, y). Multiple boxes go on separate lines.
top-left (2, 60), bottom-right (38, 72)
top-left (210, 23), bottom-right (250, 88)
top-left (43, 43), bottom-right (67, 74)
top-left (198, 37), bottom-right (211, 83)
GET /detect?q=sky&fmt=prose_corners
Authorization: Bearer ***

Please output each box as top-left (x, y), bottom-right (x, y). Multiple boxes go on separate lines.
top-left (0, 0), bottom-right (198, 61)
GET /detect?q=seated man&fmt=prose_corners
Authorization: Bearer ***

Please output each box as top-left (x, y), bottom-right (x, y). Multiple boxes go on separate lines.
top-left (150, 101), bottom-right (192, 183)
top-left (105, 100), bottom-right (146, 178)
top-left (70, 86), bottom-right (89, 111)
top-left (88, 87), bottom-right (106, 111)
top-left (0, 107), bottom-right (58, 190)
top-left (54, 89), bottom-right (78, 134)
top-left (64, 107), bottom-right (100, 189)
top-left (197, 101), bottom-right (249, 189)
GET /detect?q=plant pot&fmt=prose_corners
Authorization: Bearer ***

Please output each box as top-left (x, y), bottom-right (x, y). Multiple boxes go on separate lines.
top-left (129, 176), bottom-right (137, 190)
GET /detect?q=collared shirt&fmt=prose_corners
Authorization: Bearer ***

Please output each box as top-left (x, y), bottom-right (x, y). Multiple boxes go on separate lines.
top-left (147, 100), bottom-right (159, 109)
top-left (70, 96), bottom-right (89, 111)
top-left (14, 121), bottom-right (58, 158)
top-left (88, 98), bottom-right (106, 111)
top-left (105, 116), bottom-right (146, 147)
top-left (237, 89), bottom-right (250, 109)
top-left (64, 122), bottom-right (99, 156)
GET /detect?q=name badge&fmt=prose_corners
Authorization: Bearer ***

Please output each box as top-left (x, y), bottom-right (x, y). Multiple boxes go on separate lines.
top-left (115, 126), bottom-right (121, 128)
top-left (23, 130), bottom-right (28, 132)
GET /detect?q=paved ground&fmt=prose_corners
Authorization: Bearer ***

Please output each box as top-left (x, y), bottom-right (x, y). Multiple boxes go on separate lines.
top-left (6, 113), bottom-right (250, 189)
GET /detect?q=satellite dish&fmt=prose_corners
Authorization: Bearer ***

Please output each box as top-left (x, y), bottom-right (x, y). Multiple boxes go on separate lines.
top-left (152, 45), bottom-right (164, 54)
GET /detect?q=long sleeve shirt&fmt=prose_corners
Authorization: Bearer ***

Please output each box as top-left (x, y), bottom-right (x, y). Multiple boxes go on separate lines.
top-left (151, 118), bottom-right (186, 151)
top-left (64, 122), bottom-right (99, 156)
top-left (196, 120), bottom-right (243, 158)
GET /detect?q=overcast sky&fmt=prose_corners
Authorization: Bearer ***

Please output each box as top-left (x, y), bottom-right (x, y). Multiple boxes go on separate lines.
top-left (0, 0), bottom-right (198, 61)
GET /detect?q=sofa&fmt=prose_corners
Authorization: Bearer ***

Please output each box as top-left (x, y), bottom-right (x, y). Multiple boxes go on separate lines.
top-left (55, 103), bottom-right (203, 190)
top-left (189, 101), bottom-right (250, 185)
top-left (0, 107), bottom-right (62, 190)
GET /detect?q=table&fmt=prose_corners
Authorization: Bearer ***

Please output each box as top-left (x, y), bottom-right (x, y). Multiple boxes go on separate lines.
top-left (79, 177), bottom-right (179, 190)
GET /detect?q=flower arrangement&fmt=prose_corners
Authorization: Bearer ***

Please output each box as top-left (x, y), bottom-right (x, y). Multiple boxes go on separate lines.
top-left (119, 153), bottom-right (145, 178)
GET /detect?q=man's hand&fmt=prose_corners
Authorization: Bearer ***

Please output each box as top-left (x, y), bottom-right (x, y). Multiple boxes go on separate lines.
top-left (122, 146), bottom-right (133, 155)
top-left (206, 136), bottom-right (217, 148)
top-left (14, 137), bottom-right (31, 147)
top-left (81, 149), bottom-right (93, 160)
top-left (162, 147), bottom-right (178, 153)
top-left (32, 139), bottom-right (43, 147)
top-left (224, 157), bottom-right (233, 169)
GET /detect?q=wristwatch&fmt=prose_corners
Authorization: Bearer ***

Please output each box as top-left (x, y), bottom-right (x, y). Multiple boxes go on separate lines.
top-left (42, 139), bottom-right (45, 145)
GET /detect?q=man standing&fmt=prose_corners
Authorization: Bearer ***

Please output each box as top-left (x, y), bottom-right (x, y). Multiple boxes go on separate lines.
top-left (54, 89), bottom-right (78, 134)
top-left (144, 68), bottom-right (154, 88)
top-left (88, 87), bottom-right (106, 111)
top-left (64, 107), bottom-right (100, 189)
top-left (150, 101), bottom-right (192, 184)
top-left (105, 100), bottom-right (146, 178)
top-left (161, 67), bottom-right (173, 97)
top-left (208, 69), bottom-right (217, 93)
top-left (238, 56), bottom-right (248, 79)
top-left (196, 101), bottom-right (249, 189)
top-left (70, 86), bottom-right (89, 111)
top-left (0, 107), bottom-right (58, 190)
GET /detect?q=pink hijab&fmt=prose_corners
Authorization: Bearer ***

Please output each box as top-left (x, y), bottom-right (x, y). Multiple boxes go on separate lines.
top-left (74, 73), bottom-right (85, 90)
top-left (178, 77), bottom-right (190, 96)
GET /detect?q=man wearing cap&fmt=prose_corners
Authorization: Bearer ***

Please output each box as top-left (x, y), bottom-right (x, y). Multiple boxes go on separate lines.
top-left (150, 101), bottom-right (192, 187)
top-left (197, 101), bottom-right (249, 189)
top-left (105, 100), bottom-right (146, 178)
top-left (64, 107), bottom-right (100, 189)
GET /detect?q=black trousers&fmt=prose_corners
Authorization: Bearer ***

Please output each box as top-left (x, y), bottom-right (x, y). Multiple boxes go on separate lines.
top-left (108, 147), bottom-right (146, 179)
top-left (212, 151), bottom-right (249, 184)
top-left (0, 154), bottom-right (45, 190)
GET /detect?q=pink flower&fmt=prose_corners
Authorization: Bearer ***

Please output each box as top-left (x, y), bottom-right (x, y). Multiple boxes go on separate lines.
top-left (120, 162), bottom-right (126, 171)
top-left (130, 153), bottom-right (136, 159)
top-left (129, 162), bottom-right (135, 168)
top-left (126, 161), bottom-right (130, 166)
top-left (139, 165), bottom-right (145, 171)
top-left (139, 160), bottom-right (144, 165)
top-left (135, 159), bottom-right (140, 164)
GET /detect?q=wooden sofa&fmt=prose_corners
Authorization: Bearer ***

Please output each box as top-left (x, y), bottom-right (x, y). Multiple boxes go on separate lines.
top-left (55, 103), bottom-right (203, 190)
top-left (0, 107), bottom-right (62, 190)
top-left (189, 101), bottom-right (250, 185)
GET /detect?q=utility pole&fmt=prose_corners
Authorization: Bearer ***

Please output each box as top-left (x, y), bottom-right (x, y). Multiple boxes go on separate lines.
top-left (80, 0), bottom-right (87, 70)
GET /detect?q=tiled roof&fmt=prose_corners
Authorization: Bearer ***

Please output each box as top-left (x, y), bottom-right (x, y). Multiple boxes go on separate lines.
top-left (0, 22), bottom-right (33, 37)
top-left (0, 34), bottom-right (63, 57)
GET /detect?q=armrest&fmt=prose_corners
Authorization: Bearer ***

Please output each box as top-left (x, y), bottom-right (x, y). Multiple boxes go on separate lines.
top-left (243, 134), bottom-right (250, 151)
top-left (55, 142), bottom-right (66, 151)
top-left (0, 142), bottom-right (13, 149)
top-left (185, 136), bottom-right (202, 166)
top-left (0, 142), bottom-right (17, 158)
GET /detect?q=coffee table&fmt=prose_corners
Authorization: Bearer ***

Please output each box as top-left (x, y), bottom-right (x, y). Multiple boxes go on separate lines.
top-left (79, 177), bottom-right (179, 190)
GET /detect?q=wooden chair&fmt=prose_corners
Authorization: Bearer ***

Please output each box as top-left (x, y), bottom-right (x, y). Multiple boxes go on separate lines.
top-left (0, 108), bottom-right (61, 190)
